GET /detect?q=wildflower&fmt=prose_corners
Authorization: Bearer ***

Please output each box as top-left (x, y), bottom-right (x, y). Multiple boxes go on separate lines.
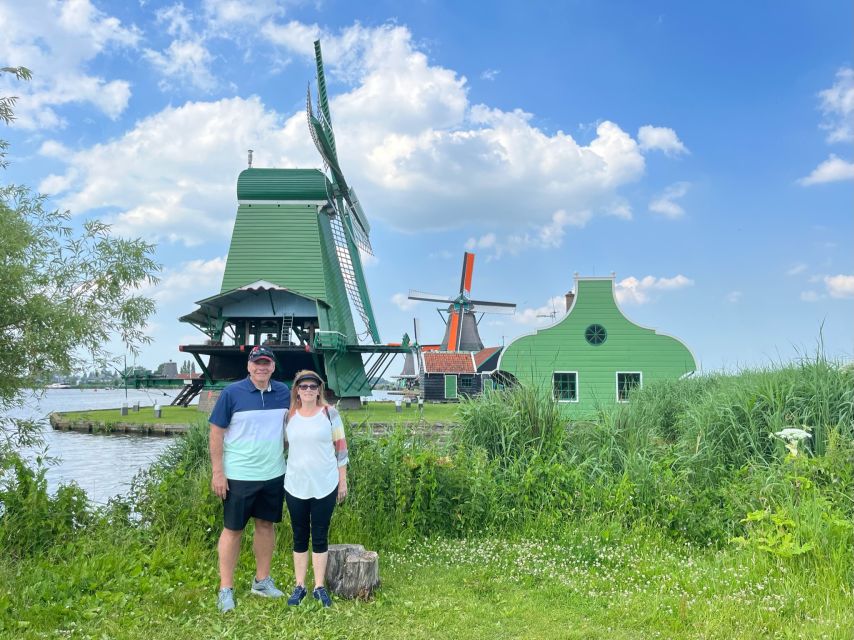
top-left (772, 427), bottom-right (811, 456)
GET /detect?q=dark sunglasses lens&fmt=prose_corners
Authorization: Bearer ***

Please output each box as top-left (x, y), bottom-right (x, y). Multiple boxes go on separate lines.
top-left (299, 384), bottom-right (319, 390)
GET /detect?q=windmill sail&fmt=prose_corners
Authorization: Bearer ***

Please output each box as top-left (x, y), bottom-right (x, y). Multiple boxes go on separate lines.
top-left (308, 41), bottom-right (380, 343)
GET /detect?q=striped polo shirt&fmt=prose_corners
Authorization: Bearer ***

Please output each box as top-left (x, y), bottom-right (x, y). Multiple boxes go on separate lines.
top-left (210, 377), bottom-right (290, 481)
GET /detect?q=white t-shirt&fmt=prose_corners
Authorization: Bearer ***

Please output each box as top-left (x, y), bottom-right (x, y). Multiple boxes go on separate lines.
top-left (284, 410), bottom-right (340, 499)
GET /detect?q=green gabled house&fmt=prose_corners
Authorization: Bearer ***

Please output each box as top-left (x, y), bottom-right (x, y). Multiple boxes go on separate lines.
top-left (497, 275), bottom-right (697, 414)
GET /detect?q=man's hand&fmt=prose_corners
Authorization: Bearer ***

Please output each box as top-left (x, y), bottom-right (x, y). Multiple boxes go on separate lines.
top-left (211, 471), bottom-right (229, 500)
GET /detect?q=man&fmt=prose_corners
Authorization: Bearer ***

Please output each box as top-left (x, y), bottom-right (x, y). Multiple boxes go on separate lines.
top-left (209, 345), bottom-right (290, 612)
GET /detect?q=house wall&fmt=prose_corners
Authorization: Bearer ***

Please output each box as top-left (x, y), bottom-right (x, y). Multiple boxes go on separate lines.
top-left (499, 277), bottom-right (696, 415)
top-left (423, 373), bottom-right (481, 401)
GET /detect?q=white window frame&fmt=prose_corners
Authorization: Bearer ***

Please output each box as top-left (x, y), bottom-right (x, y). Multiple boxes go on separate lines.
top-left (553, 371), bottom-right (579, 403)
top-left (616, 371), bottom-right (642, 403)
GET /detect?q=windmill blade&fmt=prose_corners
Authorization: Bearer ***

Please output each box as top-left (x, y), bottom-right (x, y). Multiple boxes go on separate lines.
top-left (469, 299), bottom-right (517, 315)
top-left (408, 290), bottom-right (454, 303)
top-left (459, 252), bottom-right (475, 295)
top-left (413, 317), bottom-right (420, 343)
top-left (313, 40), bottom-right (336, 157)
top-left (446, 309), bottom-right (462, 351)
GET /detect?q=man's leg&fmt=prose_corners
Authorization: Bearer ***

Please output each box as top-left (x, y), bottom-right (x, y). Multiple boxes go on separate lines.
top-left (253, 518), bottom-right (275, 580)
top-left (218, 527), bottom-right (243, 588)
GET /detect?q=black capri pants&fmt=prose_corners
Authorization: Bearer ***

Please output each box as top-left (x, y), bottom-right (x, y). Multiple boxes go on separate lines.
top-left (284, 487), bottom-right (337, 553)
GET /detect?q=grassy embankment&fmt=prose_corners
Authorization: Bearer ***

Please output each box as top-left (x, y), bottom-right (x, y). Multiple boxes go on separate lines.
top-left (2, 356), bottom-right (852, 638)
top-left (58, 401), bottom-right (460, 427)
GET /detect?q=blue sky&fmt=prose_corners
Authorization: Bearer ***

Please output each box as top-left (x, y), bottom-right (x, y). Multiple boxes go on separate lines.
top-left (1, 0), bottom-right (851, 373)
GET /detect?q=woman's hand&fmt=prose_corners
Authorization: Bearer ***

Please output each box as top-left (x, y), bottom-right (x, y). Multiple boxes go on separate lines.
top-left (337, 473), bottom-right (348, 504)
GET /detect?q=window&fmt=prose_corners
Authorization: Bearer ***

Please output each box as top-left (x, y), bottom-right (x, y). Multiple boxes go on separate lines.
top-left (458, 375), bottom-right (474, 392)
top-left (553, 372), bottom-right (578, 402)
top-left (616, 372), bottom-right (642, 402)
top-left (585, 324), bottom-right (607, 345)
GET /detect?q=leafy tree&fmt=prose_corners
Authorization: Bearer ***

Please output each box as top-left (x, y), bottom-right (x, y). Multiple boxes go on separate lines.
top-left (1, 67), bottom-right (160, 451)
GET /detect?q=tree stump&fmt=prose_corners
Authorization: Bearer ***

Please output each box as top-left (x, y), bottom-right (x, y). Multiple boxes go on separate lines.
top-left (325, 544), bottom-right (380, 600)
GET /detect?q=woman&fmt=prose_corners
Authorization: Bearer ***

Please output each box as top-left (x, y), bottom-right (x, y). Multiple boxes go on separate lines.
top-left (283, 370), bottom-right (348, 608)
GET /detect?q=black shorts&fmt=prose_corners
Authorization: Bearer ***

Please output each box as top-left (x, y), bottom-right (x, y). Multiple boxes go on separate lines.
top-left (222, 474), bottom-right (285, 531)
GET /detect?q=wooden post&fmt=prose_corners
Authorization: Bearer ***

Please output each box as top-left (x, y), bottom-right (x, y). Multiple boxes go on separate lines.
top-left (325, 544), bottom-right (380, 599)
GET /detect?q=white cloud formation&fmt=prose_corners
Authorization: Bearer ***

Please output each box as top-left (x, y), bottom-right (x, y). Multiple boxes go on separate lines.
top-left (798, 154), bottom-right (854, 186)
top-left (46, 96), bottom-right (289, 245)
top-left (0, 0), bottom-right (139, 128)
top-left (480, 69), bottom-right (500, 81)
top-left (818, 67), bottom-right (854, 143)
top-left (42, 21), bottom-right (684, 251)
top-left (637, 125), bottom-right (689, 156)
top-left (615, 274), bottom-right (694, 305)
top-left (800, 290), bottom-right (821, 302)
top-left (144, 38), bottom-right (217, 91)
top-left (824, 274), bottom-right (854, 299)
top-left (649, 182), bottom-right (690, 218)
top-left (726, 291), bottom-right (742, 303)
top-left (146, 257), bottom-right (227, 304)
top-left (391, 293), bottom-right (419, 311)
top-left (513, 296), bottom-right (566, 326)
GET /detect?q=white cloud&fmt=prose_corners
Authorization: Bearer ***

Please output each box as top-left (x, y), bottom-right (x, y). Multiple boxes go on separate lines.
top-left (47, 96), bottom-right (290, 245)
top-left (800, 290), bottom-right (821, 302)
top-left (649, 182), bottom-right (690, 218)
top-left (818, 67), bottom-right (854, 144)
top-left (514, 296), bottom-right (566, 326)
top-left (637, 125), bottom-right (688, 156)
top-left (726, 291), bottom-right (742, 303)
top-left (798, 154), bottom-right (854, 186)
top-left (0, 0), bottom-right (139, 128)
top-left (144, 38), bottom-right (217, 91)
top-left (824, 274), bottom-right (854, 299)
top-left (480, 69), bottom-right (500, 81)
top-left (44, 21), bottom-right (680, 254)
top-left (391, 293), bottom-right (419, 311)
top-left (786, 263), bottom-right (807, 276)
top-left (615, 274), bottom-right (694, 305)
top-left (147, 257), bottom-right (227, 304)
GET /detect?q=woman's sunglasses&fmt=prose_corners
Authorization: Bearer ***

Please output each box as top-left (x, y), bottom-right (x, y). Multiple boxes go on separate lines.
top-left (298, 383), bottom-right (319, 390)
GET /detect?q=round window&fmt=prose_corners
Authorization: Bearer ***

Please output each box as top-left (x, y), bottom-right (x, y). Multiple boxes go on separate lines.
top-left (585, 324), bottom-right (607, 345)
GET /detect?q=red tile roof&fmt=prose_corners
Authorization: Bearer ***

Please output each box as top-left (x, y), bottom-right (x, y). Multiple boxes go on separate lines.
top-left (423, 351), bottom-right (476, 374)
top-left (473, 346), bottom-right (501, 369)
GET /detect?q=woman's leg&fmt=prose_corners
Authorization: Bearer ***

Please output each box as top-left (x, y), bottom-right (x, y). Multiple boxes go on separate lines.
top-left (308, 487), bottom-right (338, 587)
top-left (284, 490), bottom-right (311, 586)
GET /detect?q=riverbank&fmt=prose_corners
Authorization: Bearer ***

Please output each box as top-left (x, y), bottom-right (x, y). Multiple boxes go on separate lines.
top-left (52, 400), bottom-right (461, 434)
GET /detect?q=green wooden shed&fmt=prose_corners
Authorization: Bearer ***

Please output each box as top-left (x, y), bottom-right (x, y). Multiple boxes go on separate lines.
top-left (497, 275), bottom-right (697, 414)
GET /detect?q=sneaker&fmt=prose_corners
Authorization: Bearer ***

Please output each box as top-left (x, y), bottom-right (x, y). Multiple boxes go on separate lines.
top-left (312, 586), bottom-right (332, 608)
top-left (251, 576), bottom-right (284, 598)
top-left (217, 587), bottom-right (235, 613)
top-left (287, 584), bottom-right (307, 606)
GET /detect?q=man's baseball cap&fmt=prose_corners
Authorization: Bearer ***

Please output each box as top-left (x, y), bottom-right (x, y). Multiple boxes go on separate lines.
top-left (248, 346), bottom-right (275, 363)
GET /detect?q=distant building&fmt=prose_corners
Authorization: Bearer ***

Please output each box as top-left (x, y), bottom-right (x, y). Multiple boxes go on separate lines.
top-left (157, 360), bottom-right (179, 377)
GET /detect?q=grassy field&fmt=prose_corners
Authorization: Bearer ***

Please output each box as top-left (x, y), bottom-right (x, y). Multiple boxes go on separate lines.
top-left (4, 357), bottom-right (852, 639)
top-left (59, 401), bottom-right (461, 426)
top-left (1, 524), bottom-right (850, 640)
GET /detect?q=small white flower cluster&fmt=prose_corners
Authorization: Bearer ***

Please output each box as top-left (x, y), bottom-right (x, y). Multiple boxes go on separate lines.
top-left (772, 427), bottom-right (812, 456)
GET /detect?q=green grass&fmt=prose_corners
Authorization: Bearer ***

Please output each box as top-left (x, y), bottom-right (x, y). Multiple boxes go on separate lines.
top-left (59, 401), bottom-right (460, 426)
top-left (1, 525), bottom-right (850, 639)
top-left (58, 405), bottom-right (201, 425)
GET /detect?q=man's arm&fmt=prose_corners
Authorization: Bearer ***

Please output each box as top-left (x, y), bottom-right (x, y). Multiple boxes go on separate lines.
top-left (210, 423), bottom-right (228, 499)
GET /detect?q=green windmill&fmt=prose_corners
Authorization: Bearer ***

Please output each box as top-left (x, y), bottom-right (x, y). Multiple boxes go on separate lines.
top-left (176, 41), bottom-right (407, 408)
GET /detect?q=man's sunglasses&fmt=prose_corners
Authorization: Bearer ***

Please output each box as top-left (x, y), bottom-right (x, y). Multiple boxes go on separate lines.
top-left (298, 383), bottom-right (319, 390)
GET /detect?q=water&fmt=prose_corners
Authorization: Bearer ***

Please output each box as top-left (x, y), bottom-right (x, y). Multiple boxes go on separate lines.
top-left (5, 387), bottom-right (397, 505)
top-left (6, 388), bottom-right (190, 505)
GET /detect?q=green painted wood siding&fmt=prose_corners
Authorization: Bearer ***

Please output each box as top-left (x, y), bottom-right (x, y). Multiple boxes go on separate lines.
top-left (236, 168), bottom-right (331, 201)
top-left (220, 204), bottom-right (328, 299)
top-left (499, 278), bottom-right (696, 415)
